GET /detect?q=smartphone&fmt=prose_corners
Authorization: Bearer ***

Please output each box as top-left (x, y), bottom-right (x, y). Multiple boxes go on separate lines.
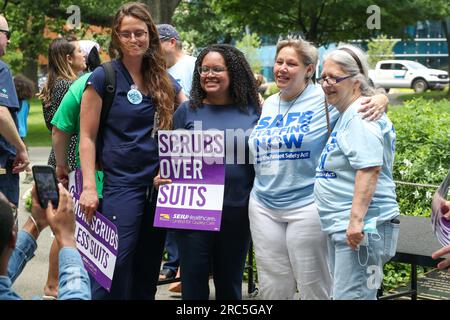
top-left (32, 165), bottom-right (59, 209)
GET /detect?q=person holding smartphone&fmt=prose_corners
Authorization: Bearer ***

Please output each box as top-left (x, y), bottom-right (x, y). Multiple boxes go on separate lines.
top-left (0, 184), bottom-right (91, 300)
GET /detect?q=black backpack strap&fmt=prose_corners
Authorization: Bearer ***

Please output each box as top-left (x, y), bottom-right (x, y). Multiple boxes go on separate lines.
top-left (100, 61), bottom-right (116, 126)
top-left (95, 61), bottom-right (116, 168)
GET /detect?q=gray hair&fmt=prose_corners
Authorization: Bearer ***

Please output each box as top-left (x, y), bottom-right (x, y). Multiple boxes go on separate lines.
top-left (325, 44), bottom-right (375, 96)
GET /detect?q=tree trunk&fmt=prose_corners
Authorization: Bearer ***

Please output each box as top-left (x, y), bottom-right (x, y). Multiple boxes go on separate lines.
top-left (22, 57), bottom-right (38, 91)
top-left (143, 0), bottom-right (181, 24)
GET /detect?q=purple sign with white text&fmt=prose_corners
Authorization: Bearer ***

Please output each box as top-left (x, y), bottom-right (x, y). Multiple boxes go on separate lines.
top-left (69, 169), bottom-right (118, 292)
top-left (154, 130), bottom-right (225, 231)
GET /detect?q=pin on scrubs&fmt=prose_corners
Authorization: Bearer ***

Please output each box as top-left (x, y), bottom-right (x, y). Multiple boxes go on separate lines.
top-left (127, 84), bottom-right (143, 104)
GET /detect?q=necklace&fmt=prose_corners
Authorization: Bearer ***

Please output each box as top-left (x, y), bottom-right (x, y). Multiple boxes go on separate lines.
top-left (276, 83), bottom-right (309, 127)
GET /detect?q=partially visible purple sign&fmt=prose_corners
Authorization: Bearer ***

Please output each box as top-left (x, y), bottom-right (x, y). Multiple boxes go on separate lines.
top-left (432, 169), bottom-right (450, 246)
top-left (154, 131), bottom-right (225, 231)
top-left (69, 169), bottom-right (118, 292)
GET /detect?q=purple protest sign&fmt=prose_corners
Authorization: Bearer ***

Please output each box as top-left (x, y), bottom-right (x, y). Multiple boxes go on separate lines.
top-left (69, 169), bottom-right (118, 292)
top-left (154, 130), bottom-right (225, 231)
top-left (432, 170), bottom-right (450, 246)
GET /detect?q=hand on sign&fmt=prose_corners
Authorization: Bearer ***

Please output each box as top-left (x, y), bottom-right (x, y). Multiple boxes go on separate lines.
top-left (153, 174), bottom-right (172, 189)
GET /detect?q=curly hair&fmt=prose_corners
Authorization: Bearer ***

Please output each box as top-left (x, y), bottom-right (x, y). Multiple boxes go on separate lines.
top-left (13, 74), bottom-right (34, 100)
top-left (189, 44), bottom-right (260, 113)
top-left (110, 2), bottom-right (174, 130)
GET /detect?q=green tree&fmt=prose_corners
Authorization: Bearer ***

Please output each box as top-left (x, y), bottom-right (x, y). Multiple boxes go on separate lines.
top-left (236, 33), bottom-right (262, 73)
top-left (1, 0), bottom-right (181, 85)
top-left (367, 35), bottom-right (397, 69)
top-left (173, 0), bottom-right (241, 52)
top-left (211, 0), bottom-right (424, 46)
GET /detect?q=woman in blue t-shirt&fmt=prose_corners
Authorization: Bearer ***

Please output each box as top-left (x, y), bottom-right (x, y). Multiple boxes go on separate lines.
top-left (248, 38), bottom-right (389, 300)
top-left (156, 44), bottom-right (261, 300)
top-left (78, 2), bottom-right (182, 300)
top-left (314, 45), bottom-right (399, 300)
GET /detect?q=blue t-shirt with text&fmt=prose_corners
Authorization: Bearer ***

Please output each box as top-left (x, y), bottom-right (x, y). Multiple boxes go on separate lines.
top-left (314, 98), bottom-right (399, 234)
top-left (249, 84), bottom-right (339, 209)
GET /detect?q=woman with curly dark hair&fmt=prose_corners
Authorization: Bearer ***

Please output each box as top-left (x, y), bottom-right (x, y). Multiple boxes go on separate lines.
top-left (79, 2), bottom-right (184, 299)
top-left (157, 44), bottom-right (261, 299)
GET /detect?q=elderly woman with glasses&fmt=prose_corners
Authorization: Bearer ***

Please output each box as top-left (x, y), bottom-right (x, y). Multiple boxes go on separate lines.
top-left (314, 45), bottom-right (400, 300)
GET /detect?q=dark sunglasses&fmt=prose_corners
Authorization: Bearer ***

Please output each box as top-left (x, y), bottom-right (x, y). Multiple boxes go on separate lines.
top-left (0, 29), bottom-right (11, 40)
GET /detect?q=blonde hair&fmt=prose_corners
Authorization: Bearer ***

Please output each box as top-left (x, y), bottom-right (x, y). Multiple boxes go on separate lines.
top-left (276, 37), bottom-right (318, 81)
top-left (110, 2), bottom-right (174, 129)
top-left (38, 38), bottom-right (77, 107)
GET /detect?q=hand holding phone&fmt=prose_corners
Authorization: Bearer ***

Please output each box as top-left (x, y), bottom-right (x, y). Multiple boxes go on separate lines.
top-left (32, 165), bottom-right (60, 209)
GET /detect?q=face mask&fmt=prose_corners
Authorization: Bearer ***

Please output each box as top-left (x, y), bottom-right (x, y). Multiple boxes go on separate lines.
top-left (363, 215), bottom-right (379, 235)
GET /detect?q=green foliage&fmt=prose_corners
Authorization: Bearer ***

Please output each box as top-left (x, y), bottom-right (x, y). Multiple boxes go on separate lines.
top-left (367, 35), bottom-right (397, 69)
top-left (389, 98), bottom-right (450, 217)
top-left (24, 98), bottom-right (51, 147)
top-left (211, 0), bottom-right (425, 46)
top-left (381, 97), bottom-right (450, 292)
top-left (263, 82), bottom-right (280, 98)
top-left (236, 33), bottom-right (262, 73)
top-left (397, 88), bottom-right (449, 103)
top-left (173, 0), bottom-right (241, 53)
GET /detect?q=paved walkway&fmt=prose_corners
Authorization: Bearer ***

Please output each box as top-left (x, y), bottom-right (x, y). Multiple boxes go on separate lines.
top-left (12, 147), bottom-right (260, 300)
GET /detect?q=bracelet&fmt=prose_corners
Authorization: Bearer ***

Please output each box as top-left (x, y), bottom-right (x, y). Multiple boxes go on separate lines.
top-left (29, 216), bottom-right (40, 236)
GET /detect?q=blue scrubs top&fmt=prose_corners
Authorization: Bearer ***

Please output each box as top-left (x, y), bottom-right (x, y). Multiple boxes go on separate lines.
top-left (0, 61), bottom-right (20, 163)
top-left (87, 60), bottom-right (181, 186)
top-left (173, 101), bottom-right (260, 207)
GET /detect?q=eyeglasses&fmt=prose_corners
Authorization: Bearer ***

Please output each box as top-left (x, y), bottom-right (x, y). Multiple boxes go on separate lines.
top-left (318, 75), bottom-right (353, 85)
top-left (0, 29), bottom-right (11, 40)
top-left (117, 30), bottom-right (148, 41)
top-left (198, 66), bottom-right (227, 76)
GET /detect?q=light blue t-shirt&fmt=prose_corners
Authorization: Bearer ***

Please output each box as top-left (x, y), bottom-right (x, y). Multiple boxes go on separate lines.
top-left (168, 54), bottom-right (196, 98)
top-left (314, 97), bottom-right (399, 235)
top-left (249, 84), bottom-right (339, 209)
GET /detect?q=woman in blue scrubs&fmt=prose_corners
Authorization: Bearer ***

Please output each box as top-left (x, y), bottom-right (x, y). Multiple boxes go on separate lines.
top-left (78, 2), bottom-right (182, 299)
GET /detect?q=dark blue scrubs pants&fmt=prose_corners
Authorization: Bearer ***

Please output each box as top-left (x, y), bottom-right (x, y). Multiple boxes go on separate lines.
top-left (0, 157), bottom-right (19, 206)
top-left (90, 185), bottom-right (166, 300)
top-left (175, 205), bottom-right (250, 300)
top-left (162, 231), bottom-right (179, 274)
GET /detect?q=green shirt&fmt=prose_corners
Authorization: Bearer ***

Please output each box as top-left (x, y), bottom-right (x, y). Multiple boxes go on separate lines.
top-left (51, 72), bottom-right (104, 198)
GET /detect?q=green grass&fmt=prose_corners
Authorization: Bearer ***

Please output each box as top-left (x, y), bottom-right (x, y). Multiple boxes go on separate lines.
top-left (24, 98), bottom-right (51, 147)
top-left (397, 87), bottom-right (449, 103)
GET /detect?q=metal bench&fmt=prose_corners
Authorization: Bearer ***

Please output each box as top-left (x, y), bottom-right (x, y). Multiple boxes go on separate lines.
top-left (379, 215), bottom-right (445, 300)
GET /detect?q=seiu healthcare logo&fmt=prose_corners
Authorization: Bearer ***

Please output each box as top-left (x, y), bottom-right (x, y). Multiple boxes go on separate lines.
top-left (0, 88), bottom-right (8, 99)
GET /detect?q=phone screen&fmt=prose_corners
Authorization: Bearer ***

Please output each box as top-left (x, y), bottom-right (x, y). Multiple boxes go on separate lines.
top-left (33, 166), bottom-right (59, 209)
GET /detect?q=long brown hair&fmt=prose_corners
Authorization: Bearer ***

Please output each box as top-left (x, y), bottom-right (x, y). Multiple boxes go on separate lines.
top-left (110, 2), bottom-right (174, 130)
top-left (38, 37), bottom-right (77, 107)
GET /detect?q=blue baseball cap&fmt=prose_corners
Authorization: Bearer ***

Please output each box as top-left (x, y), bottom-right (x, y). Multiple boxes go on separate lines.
top-left (157, 24), bottom-right (180, 41)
